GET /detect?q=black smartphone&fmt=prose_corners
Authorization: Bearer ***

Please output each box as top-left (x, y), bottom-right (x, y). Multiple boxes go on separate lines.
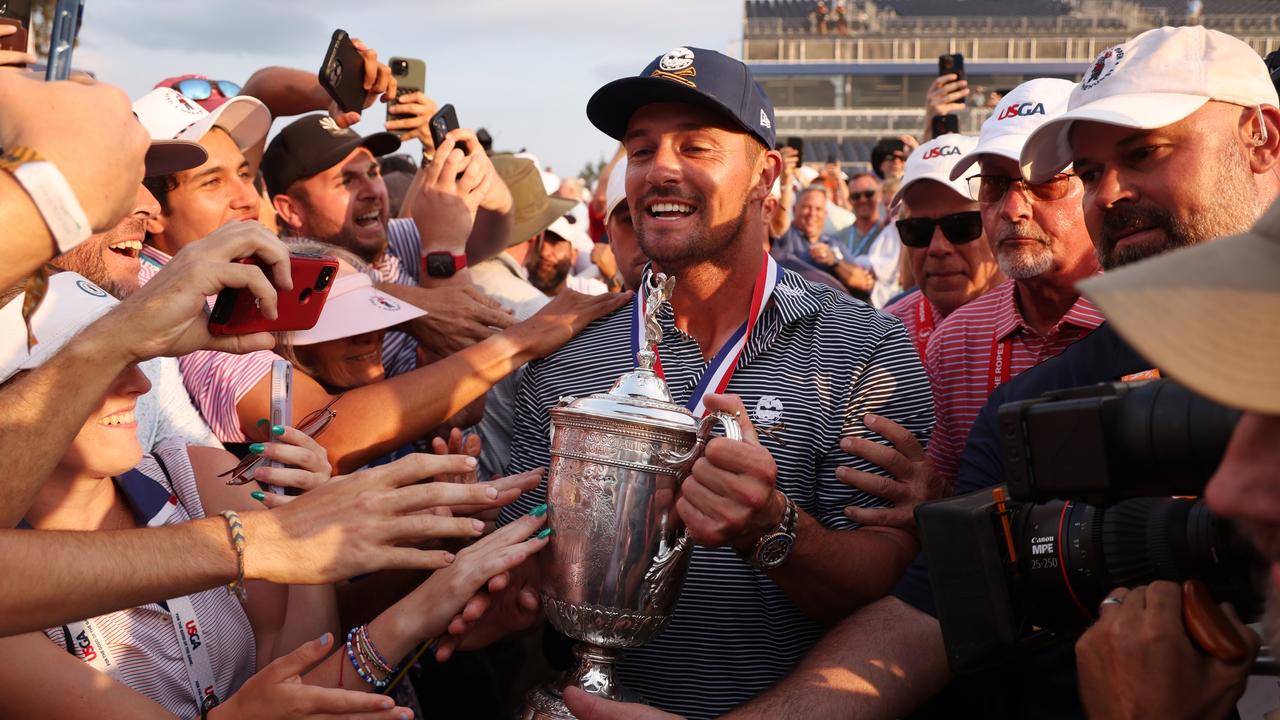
top-left (386, 56), bottom-right (426, 138)
top-left (785, 136), bottom-right (805, 165)
top-left (938, 53), bottom-right (965, 82)
top-left (429, 104), bottom-right (466, 155)
top-left (44, 0), bottom-right (82, 81)
top-left (931, 113), bottom-right (960, 139)
top-left (319, 29), bottom-right (367, 114)
top-left (0, 0), bottom-right (31, 53)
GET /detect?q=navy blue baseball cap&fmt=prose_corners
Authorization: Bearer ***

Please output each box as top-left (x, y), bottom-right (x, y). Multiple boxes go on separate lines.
top-left (587, 46), bottom-right (776, 149)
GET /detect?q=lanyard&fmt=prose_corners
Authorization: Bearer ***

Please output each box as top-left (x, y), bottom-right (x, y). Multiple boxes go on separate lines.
top-left (987, 334), bottom-right (1014, 394)
top-left (913, 298), bottom-right (936, 359)
top-left (631, 255), bottom-right (783, 417)
top-left (59, 463), bottom-right (220, 709)
top-left (64, 596), bottom-right (219, 709)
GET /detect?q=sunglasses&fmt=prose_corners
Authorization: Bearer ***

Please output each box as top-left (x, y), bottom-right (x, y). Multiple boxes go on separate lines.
top-left (221, 395), bottom-right (341, 485)
top-left (849, 190), bottom-right (878, 201)
top-left (896, 211), bottom-right (984, 249)
top-left (173, 78), bottom-right (242, 102)
top-left (966, 173), bottom-right (1075, 205)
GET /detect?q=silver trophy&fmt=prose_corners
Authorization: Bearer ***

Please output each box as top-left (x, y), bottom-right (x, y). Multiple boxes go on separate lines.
top-left (520, 273), bottom-right (741, 720)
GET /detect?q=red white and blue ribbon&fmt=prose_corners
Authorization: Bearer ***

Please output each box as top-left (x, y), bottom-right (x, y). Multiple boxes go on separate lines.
top-left (631, 255), bottom-right (783, 417)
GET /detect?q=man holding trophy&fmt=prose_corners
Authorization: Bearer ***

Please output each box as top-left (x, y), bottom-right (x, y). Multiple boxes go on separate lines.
top-left (498, 47), bottom-right (936, 719)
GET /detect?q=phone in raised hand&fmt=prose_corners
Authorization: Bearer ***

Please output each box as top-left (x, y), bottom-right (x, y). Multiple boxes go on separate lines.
top-left (0, 0), bottom-right (31, 53)
top-left (387, 56), bottom-right (426, 138)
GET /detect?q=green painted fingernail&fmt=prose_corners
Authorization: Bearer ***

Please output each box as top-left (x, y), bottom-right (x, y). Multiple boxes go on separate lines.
top-left (250, 491), bottom-right (266, 501)
top-left (536, 528), bottom-right (553, 539)
top-left (271, 424), bottom-right (285, 436)
top-left (249, 443), bottom-right (265, 454)
top-left (256, 418), bottom-right (269, 428)
top-left (529, 503), bottom-right (549, 517)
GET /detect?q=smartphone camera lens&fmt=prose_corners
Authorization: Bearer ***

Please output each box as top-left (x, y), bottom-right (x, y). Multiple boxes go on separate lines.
top-left (328, 64), bottom-right (342, 86)
top-left (391, 59), bottom-right (408, 75)
top-left (316, 266), bottom-right (335, 290)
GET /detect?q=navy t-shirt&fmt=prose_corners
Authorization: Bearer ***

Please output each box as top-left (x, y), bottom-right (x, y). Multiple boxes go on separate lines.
top-left (894, 323), bottom-right (1152, 719)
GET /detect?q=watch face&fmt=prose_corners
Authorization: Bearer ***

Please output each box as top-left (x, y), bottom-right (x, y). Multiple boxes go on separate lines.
top-left (426, 253), bottom-right (457, 277)
top-left (756, 533), bottom-right (795, 569)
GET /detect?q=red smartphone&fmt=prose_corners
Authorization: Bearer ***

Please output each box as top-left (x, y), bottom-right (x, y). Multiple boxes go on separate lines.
top-left (208, 254), bottom-right (339, 336)
top-left (0, 0), bottom-right (31, 53)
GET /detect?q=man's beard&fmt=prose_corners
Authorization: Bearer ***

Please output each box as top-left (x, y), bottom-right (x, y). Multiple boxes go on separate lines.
top-left (529, 260), bottom-right (571, 294)
top-left (993, 220), bottom-right (1055, 280)
top-left (634, 187), bottom-right (746, 271)
top-left (1097, 148), bottom-right (1260, 270)
top-left (53, 221), bottom-right (146, 300)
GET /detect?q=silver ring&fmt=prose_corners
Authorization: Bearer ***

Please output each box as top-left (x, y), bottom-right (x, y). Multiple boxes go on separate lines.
top-left (1099, 595), bottom-right (1125, 608)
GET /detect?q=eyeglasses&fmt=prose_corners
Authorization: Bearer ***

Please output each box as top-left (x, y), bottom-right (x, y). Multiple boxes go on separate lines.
top-left (966, 173), bottom-right (1075, 205)
top-left (173, 78), bottom-right (242, 102)
top-left (895, 211), bottom-right (984, 249)
top-left (849, 190), bottom-right (878, 201)
top-left (221, 394), bottom-right (341, 485)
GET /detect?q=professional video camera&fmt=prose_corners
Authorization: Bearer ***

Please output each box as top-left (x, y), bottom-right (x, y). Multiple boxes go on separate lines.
top-left (916, 379), bottom-right (1259, 674)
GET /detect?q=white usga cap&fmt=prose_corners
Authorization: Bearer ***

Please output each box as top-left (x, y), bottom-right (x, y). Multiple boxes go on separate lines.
top-left (605, 156), bottom-right (628, 224)
top-left (132, 87), bottom-right (272, 156)
top-left (0, 272), bottom-right (118, 384)
top-left (891, 133), bottom-right (980, 209)
top-left (1021, 26), bottom-right (1280, 183)
top-left (949, 77), bottom-right (1076, 181)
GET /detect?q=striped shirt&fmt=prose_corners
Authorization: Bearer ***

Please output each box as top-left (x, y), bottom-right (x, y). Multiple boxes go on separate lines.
top-left (42, 440), bottom-right (256, 718)
top-left (884, 289), bottom-right (942, 359)
top-left (923, 279), bottom-right (1105, 484)
top-left (499, 268), bottom-right (933, 719)
top-left (139, 219), bottom-right (423, 442)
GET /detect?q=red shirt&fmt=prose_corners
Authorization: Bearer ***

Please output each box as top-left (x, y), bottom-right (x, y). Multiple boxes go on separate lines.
top-left (884, 290), bottom-right (942, 359)
top-left (924, 279), bottom-right (1105, 483)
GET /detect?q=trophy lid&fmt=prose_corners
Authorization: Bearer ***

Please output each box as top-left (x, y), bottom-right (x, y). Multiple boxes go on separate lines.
top-left (553, 365), bottom-right (698, 436)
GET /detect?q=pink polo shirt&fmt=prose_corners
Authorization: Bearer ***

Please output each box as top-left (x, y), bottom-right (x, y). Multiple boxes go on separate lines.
top-left (923, 279), bottom-right (1105, 483)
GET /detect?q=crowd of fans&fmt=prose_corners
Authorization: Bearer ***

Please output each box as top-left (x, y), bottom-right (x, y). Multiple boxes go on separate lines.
top-left (1, 16), bottom-right (1280, 720)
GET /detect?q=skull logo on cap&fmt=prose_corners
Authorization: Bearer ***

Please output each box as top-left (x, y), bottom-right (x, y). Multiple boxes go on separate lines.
top-left (659, 47), bottom-right (695, 72)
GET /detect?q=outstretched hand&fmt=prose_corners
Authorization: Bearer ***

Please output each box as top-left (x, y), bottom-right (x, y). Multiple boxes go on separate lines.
top-left (836, 413), bottom-right (948, 534)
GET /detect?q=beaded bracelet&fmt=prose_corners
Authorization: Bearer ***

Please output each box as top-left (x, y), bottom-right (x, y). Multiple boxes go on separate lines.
top-left (219, 511), bottom-right (248, 603)
top-left (346, 626), bottom-right (389, 690)
top-left (357, 624), bottom-right (394, 674)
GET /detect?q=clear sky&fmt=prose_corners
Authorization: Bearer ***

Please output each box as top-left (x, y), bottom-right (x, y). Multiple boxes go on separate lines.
top-left (72, 0), bottom-right (744, 179)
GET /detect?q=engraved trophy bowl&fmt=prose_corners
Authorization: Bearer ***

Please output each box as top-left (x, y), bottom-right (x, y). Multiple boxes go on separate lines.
top-left (520, 274), bottom-right (741, 720)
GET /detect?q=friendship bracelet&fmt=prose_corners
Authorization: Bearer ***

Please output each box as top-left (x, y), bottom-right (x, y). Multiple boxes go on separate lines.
top-left (357, 624), bottom-right (394, 674)
top-left (219, 511), bottom-right (248, 603)
top-left (346, 626), bottom-right (389, 690)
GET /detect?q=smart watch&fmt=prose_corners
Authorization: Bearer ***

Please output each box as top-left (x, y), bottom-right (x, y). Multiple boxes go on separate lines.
top-left (749, 492), bottom-right (798, 570)
top-left (423, 251), bottom-right (467, 278)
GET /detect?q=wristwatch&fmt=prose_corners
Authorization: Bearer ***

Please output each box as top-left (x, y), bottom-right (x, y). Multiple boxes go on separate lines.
top-left (423, 251), bottom-right (467, 278)
top-left (749, 492), bottom-right (798, 570)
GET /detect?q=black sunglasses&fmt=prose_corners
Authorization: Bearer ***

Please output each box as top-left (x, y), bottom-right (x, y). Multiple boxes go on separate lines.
top-left (849, 190), bottom-right (878, 201)
top-left (895, 211), bottom-right (984, 249)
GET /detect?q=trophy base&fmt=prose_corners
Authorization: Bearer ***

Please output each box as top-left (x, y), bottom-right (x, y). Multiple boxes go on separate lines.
top-left (517, 644), bottom-right (640, 720)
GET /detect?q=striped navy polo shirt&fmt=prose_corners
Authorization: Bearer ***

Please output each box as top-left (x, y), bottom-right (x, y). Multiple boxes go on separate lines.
top-left (500, 268), bottom-right (934, 719)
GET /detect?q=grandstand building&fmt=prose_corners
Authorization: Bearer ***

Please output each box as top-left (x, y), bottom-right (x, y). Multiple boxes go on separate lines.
top-left (743, 0), bottom-right (1280, 169)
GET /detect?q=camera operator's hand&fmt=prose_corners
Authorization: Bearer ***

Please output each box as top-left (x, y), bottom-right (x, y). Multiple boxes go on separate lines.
top-left (837, 413), bottom-right (948, 534)
top-left (1076, 582), bottom-right (1259, 720)
top-left (83, 220), bottom-right (291, 362)
top-left (327, 37), bottom-right (396, 128)
top-left (0, 73), bottom-right (150, 233)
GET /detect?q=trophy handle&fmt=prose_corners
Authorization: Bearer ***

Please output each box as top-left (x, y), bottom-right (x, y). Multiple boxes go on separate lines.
top-left (659, 410), bottom-right (742, 473)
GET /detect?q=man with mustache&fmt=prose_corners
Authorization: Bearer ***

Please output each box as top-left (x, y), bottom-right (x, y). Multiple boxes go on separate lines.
top-left (922, 76), bottom-right (1100, 488)
top-left (498, 46), bottom-right (933, 718)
